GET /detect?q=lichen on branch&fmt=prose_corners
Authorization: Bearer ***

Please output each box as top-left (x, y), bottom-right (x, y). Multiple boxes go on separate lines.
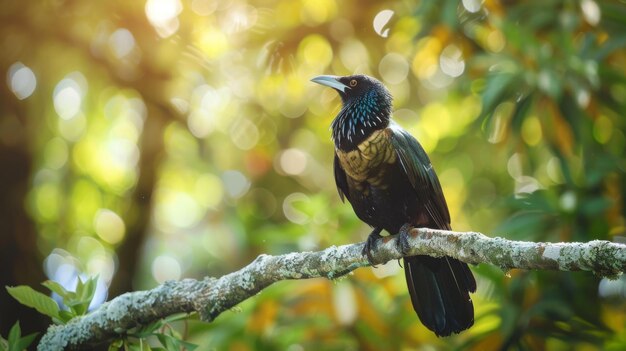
top-left (37, 228), bottom-right (626, 350)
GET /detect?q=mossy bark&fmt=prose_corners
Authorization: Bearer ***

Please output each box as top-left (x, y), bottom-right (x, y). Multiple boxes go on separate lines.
top-left (38, 228), bottom-right (626, 350)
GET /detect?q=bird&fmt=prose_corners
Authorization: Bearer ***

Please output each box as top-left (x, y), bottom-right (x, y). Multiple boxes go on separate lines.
top-left (311, 74), bottom-right (476, 337)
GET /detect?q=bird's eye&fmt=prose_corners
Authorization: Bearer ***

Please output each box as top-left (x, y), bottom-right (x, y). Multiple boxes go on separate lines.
top-left (349, 79), bottom-right (358, 87)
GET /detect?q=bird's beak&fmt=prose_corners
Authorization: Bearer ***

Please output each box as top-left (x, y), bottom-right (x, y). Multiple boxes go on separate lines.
top-left (311, 75), bottom-right (349, 93)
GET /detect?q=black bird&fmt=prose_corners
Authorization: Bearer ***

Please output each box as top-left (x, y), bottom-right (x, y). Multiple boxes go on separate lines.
top-left (311, 74), bottom-right (476, 337)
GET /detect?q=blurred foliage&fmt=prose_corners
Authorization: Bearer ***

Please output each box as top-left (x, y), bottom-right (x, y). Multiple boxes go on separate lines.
top-left (1, 0), bottom-right (626, 350)
top-left (0, 322), bottom-right (38, 351)
top-left (109, 313), bottom-right (198, 351)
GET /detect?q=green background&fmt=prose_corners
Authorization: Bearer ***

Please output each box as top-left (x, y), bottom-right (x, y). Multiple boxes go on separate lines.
top-left (1, 0), bottom-right (625, 349)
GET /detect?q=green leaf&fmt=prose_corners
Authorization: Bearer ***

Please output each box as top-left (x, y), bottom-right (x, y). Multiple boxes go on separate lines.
top-left (42, 280), bottom-right (75, 301)
top-left (75, 276), bottom-right (85, 294)
top-left (127, 339), bottom-right (152, 351)
top-left (165, 326), bottom-right (182, 340)
top-left (178, 340), bottom-right (198, 351)
top-left (42, 278), bottom-right (96, 316)
top-left (132, 320), bottom-right (165, 338)
top-left (511, 94), bottom-right (534, 133)
top-left (58, 310), bottom-right (75, 323)
top-left (68, 300), bottom-right (88, 316)
top-left (5, 322), bottom-right (37, 351)
top-left (557, 93), bottom-right (586, 141)
top-left (479, 72), bottom-right (519, 129)
top-left (81, 276), bottom-right (98, 303)
top-left (156, 334), bottom-right (178, 350)
top-left (108, 339), bottom-right (124, 351)
top-left (580, 197), bottom-right (612, 215)
top-left (442, 0), bottom-right (458, 28)
top-left (67, 276), bottom-right (98, 316)
top-left (7, 322), bottom-right (20, 348)
top-left (141, 340), bottom-right (152, 351)
top-left (14, 333), bottom-right (38, 351)
top-left (156, 333), bottom-right (197, 351)
top-left (126, 341), bottom-right (143, 351)
top-left (6, 286), bottom-right (60, 320)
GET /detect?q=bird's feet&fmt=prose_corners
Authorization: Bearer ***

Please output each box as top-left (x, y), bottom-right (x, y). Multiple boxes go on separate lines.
top-left (396, 223), bottom-right (414, 255)
top-left (362, 228), bottom-right (383, 266)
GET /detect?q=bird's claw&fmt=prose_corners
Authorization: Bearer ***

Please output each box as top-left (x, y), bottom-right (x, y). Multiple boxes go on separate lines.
top-left (362, 229), bottom-right (382, 266)
top-left (396, 223), bottom-right (414, 255)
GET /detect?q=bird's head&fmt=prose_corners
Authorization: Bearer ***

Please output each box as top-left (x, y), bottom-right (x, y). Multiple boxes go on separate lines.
top-left (311, 74), bottom-right (392, 107)
top-left (311, 74), bottom-right (392, 149)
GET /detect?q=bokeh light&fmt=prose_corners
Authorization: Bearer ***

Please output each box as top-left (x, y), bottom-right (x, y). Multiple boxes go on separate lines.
top-left (108, 28), bottom-right (136, 59)
top-left (332, 282), bottom-right (357, 326)
top-left (379, 53), bottom-right (409, 84)
top-left (43, 137), bottom-right (69, 170)
top-left (191, 0), bottom-right (217, 16)
top-left (373, 10), bottom-right (394, 38)
top-left (31, 173), bottom-right (62, 223)
top-left (7, 62), bottom-right (37, 100)
top-left (94, 209), bottom-right (126, 245)
top-left (581, 0), bottom-right (601, 26)
top-left (145, 0), bottom-right (182, 37)
top-left (462, 0), bottom-right (482, 13)
top-left (282, 192), bottom-right (310, 224)
top-left (151, 255), bottom-right (182, 283)
top-left (297, 35), bottom-right (333, 70)
top-left (194, 173), bottom-right (224, 208)
top-left (53, 72), bottom-right (87, 120)
top-left (339, 39), bottom-right (370, 72)
top-left (155, 189), bottom-right (203, 229)
top-left (278, 148), bottom-right (308, 176)
top-left (300, 0), bottom-right (337, 26)
top-left (440, 44), bottom-right (465, 78)
top-left (521, 115), bottom-right (542, 146)
top-left (3, 1), bottom-right (626, 349)
top-left (230, 118), bottom-right (260, 150)
top-left (220, 4), bottom-right (258, 34)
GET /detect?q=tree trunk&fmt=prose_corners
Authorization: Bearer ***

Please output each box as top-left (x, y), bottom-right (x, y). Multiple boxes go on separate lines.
top-left (0, 88), bottom-right (48, 334)
top-left (108, 103), bottom-right (166, 297)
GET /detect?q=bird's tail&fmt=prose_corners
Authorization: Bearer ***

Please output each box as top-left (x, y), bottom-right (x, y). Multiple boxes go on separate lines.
top-left (404, 255), bottom-right (476, 337)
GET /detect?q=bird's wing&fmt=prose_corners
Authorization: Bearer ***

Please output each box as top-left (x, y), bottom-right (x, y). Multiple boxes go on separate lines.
top-left (388, 125), bottom-right (451, 229)
top-left (333, 153), bottom-right (350, 202)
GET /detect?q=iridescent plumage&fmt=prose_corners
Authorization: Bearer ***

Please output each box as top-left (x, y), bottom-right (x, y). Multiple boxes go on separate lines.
top-left (312, 74), bottom-right (476, 337)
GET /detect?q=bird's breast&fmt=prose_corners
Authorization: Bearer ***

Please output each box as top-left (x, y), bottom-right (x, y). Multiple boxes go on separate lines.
top-left (335, 129), bottom-right (396, 185)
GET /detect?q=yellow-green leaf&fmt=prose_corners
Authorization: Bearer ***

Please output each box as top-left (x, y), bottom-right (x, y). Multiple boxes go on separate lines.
top-left (6, 286), bottom-right (60, 320)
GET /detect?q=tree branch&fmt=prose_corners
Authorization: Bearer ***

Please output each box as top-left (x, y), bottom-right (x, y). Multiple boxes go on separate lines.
top-left (37, 228), bottom-right (626, 350)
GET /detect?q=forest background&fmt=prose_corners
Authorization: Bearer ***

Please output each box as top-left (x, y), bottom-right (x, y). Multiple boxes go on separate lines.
top-left (1, 0), bottom-right (626, 350)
